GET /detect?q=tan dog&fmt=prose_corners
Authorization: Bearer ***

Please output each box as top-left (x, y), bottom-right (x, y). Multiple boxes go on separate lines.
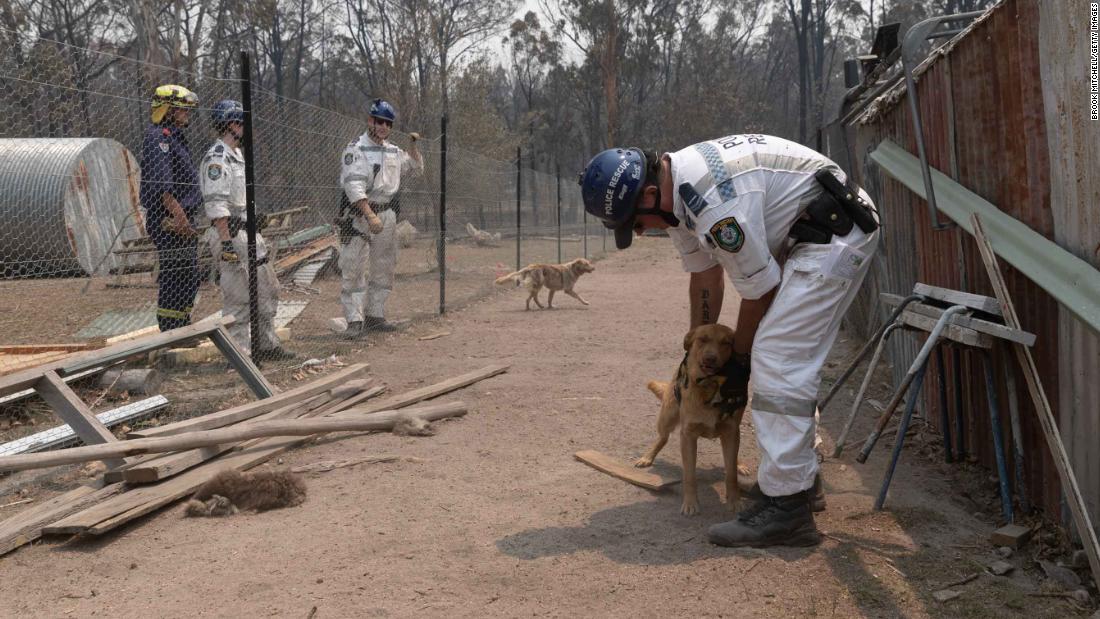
top-left (635, 324), bottom-right (748, 515)
top-left (494, 258), bottom-right (595, 310)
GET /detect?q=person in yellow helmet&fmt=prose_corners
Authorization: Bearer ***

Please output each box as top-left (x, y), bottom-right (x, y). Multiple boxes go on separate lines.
top-left (139, 84), bottom-right (203, 331)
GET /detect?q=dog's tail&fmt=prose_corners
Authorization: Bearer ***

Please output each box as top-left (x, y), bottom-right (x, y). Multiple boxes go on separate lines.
top-left (494, 271), bottom-right (522, 286)
top-left (646, 380), bottom-right (670, 400)
top-left (495, 266), bottom-right (532, 287)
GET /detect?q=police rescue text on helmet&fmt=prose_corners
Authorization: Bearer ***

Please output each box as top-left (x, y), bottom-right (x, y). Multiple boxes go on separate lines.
top-left (578, 148), bottom-right (648, 250)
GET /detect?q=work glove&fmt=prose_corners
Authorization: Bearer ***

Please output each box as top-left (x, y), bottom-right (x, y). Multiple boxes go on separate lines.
top-left (367, 213), bottom-right (384, 234)
top-left (408, 132), bottom-right (420, 142)
top-left (716, 353), bottom-right (751, 416)
top-left (220, 240), bottom-right (240, 263)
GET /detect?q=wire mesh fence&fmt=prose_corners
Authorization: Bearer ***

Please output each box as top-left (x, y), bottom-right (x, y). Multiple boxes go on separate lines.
top-left (0, 29), bottom-right (611, 388)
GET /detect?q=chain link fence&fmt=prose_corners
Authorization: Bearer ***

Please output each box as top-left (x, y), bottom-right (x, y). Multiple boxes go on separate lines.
top-left (0, 28), bottom-right (611, 407)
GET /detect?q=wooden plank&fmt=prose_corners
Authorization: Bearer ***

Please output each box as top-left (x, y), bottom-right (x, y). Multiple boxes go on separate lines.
top-left (913, 283), bottom-right (1003, 317)
top-left (129, 363), bottom-right (370, 438)
top-left (208, 326), bottom-right (277, 398)
top-left (0, 344), bottom-right (101, 354)
top-left (341, 364), bottom-right (510, 415)
top-left (970, 213), bottom-right (1100, 593)
top-left (897, 310), bottom-right (994, 348)
top-left (60, 320), bottom-right (229, 376)
top-left (35, 371), bottom-right (125, 470)
top-left (0, 403), bottom-right (466, 472)
top-left (0, 351), bottom-right (73, 375)
top-left (274, 235), bottom-right (338, 274)
top-left (573, 450), bottom-right (681, 492)
top-left (121, 393), bottom-right (336, 483)
top-left (0, 481), bottom-right (125, 554)
top-left (881, 293), bottom-right (1036, 346)
top-left (45, 401), bottom-right (466, 536)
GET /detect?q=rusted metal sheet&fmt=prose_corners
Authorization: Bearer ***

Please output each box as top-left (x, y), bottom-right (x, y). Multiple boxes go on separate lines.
top-left (847, 0), bottom-right (1074, 518)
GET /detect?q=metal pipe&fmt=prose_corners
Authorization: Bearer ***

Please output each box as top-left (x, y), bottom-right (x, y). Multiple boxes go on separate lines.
top-left (858, 305), bottom-right (969, 463)
top-left (983, 349), bottom-right (1015, 523)
top-left (1002, 343), bottom-right (1030, 513)
top-left (821, 293), bottom-right (924, 412)
top-left (874, 358), bottom-right (931, 510)
top-left (936, 345), bottom-right (953, 463)
top-left (834, 321), bottom-right (904, 457)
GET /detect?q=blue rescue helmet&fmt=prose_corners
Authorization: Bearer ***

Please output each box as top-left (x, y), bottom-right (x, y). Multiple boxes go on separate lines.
top-left (578, 147), bottom-right (648, 249)
top-left (369, 98), bottom-right (396, 123)
top-left (211, 99), bottom-right (244, 131)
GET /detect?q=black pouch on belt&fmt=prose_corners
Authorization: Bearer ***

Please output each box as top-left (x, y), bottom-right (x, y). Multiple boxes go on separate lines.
top-left (813, 169), bottom-right (879, 233)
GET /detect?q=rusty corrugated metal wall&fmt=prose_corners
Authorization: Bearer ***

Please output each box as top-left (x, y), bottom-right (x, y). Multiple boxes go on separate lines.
top-left (846, 0), bottom-right (1074, 519)
top-left (1038, 0), bottom-right (1100, 528)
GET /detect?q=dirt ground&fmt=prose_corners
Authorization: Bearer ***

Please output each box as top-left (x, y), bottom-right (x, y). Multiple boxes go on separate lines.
top-left (0, 237), bottom-right (1091, 618)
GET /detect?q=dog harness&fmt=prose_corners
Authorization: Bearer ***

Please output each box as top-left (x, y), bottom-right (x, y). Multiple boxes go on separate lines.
top-left (672, 352), bottom-right (751, 419)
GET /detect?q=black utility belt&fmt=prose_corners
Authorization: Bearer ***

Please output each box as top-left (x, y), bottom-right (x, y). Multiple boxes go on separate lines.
top-left (789, 170), bottom-right (878, 245)
top-left (366, 202), bottom-right (393, 213)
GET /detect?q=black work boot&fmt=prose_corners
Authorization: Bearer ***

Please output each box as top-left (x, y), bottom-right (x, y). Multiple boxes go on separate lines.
top-left (342, 321), bottom-right (363, 340)
top-left (360, 316), bottom-right (398, 333)
top-left (707, 488), bottom-right (821, 548)
top-left (742, 473), bottom-right (827, 512)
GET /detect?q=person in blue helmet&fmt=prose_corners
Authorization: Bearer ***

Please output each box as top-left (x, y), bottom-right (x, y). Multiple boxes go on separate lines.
top-left (199, 100), bottom-right (295, 361)
top-left (578, 137), bottom-right (879, 548)
top-left (139, 84), bottom-right (203, 332)
top-left (337, 98), bottom-right (423, 337)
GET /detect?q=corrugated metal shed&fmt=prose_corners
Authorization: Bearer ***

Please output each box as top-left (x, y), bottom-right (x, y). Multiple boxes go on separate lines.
top-left (0, 138), bottom-right (146, 277)
top-left (845, 0), bottom-right (1085, 520)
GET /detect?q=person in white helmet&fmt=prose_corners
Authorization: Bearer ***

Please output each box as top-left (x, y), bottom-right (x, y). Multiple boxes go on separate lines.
top-left (579, 135), bottom-right (879, 548)
top-left (199, 99), bottom-right (294, 361)
top-left (337, 98), bottom-right (423, 337)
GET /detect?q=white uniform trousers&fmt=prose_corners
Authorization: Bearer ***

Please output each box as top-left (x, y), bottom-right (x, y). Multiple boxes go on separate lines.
top-left (750, 216), bottom-right (879, 497)
top-left (210, 231), bottom-right (281, 355)
top-left (338, 208), bottom-right (398, 323)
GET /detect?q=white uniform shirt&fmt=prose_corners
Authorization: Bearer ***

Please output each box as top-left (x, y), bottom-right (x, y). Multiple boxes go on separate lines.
top-left (340, 132), bottom-right (423, 206)
top-left (200, 138), bottom-right (246, 221)
top-left (664, 134), bottom-right (844, 300)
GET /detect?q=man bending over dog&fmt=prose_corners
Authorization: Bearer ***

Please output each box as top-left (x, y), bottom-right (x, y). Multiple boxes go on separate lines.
top-left (578, 136), bottom-right (879, 548)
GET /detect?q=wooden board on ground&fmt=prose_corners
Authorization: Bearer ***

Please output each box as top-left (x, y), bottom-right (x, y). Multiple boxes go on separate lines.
top-left (0, 343), bottom-right (102, 354)
top-left (129, 363), bottom-right (370, 438)
top-left (0, 481), bottom-right (125, 555)
top-left (342, 364), bottom-right (509, 415)
top-left (913, 283), bottom-right (1003, 317)
top-left (44, 401), bottom-right (466, 536)
top-left (0, 403), bottom-right (467, 472)
top-left (573, 450), bottom-right (681, 492)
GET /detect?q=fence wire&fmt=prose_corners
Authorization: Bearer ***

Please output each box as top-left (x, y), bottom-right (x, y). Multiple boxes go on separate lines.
top-left (0, 30), bottom-right (610, 392)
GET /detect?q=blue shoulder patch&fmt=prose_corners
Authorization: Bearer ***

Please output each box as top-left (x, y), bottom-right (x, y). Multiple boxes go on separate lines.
top-left (214, 144), bottom-right (224, 154)
top-left (678, 182), bottom-right (708, 216)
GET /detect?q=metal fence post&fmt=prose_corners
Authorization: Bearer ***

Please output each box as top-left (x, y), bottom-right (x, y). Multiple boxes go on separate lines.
top-left (439, 113), bottom-right (447, 315)
top-left (515, 147), bottom-right (521, 271)
top-left (556, 163), bottom-right (562, 263)
top-left (583, 206), bottom-right (588, 259)
top-left (239, 51), bottom-right (260, 365)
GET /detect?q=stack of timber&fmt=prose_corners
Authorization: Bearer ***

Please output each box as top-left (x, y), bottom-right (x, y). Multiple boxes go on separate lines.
top-left (0, 363), bottom-right (508, 555)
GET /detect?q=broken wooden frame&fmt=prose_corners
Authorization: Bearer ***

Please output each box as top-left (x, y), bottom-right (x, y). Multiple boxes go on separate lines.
top-left (0, 319), bottom-right (274, 471)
